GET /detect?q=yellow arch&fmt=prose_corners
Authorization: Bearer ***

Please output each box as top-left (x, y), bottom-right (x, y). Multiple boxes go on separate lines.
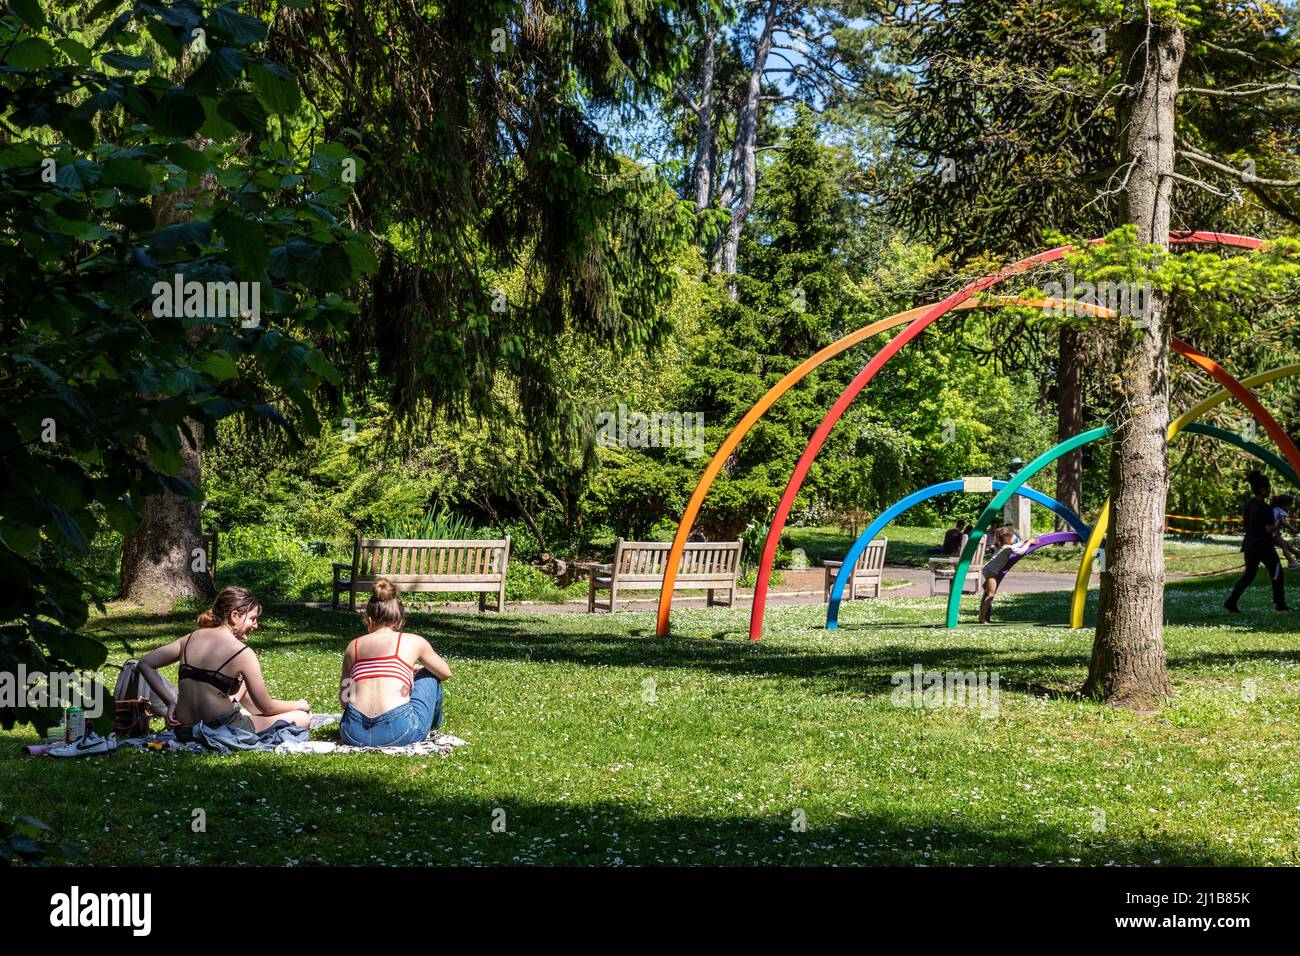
top-left (1069, 364), bottom-right (1300, 628)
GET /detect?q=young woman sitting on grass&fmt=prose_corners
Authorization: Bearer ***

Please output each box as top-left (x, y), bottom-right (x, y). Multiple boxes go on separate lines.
top-left (338, 578), bottom-right (452, 747)
top-left (137, 586), bottom-right (312, 740)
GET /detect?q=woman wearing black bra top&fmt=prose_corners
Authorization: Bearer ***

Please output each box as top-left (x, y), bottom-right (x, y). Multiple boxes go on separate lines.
top-left (138, 587), bottom-right (312, 737)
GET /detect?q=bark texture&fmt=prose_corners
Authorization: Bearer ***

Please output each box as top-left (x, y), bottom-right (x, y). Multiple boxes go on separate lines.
top-left (119, 423), bottom-right (213, 606)
top-left (1084, 19), bottom-right (1182, 707)
top-left (1055, 325), bottom-right (1086, 528)
top-left (715, 0), bottom-right (778, 278)
top-left (692, 22), bottom-right (716, 215)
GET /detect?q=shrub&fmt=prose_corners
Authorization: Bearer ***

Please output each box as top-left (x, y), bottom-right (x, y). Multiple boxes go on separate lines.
top-left (216, 526), bottom-right (336, 603)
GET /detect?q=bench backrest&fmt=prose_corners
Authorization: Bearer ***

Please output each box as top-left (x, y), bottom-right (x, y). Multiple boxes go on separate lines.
top-left (200, 531), bottom-right (218, 571)
top-left (612, 539), bottom-right (742, 581)
top-left (933, 536), bottom-right (988, 578)
top-left (353, 537), bottom-right (511, 580)
top-left (853, 537), bottom-right (887, 575)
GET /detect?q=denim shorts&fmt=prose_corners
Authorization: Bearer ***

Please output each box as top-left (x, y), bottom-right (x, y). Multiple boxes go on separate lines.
top-left (339, 669), bottom-right (443, 747)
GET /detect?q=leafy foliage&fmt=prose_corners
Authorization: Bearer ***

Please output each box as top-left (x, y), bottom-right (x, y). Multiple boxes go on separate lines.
top-left (0, 1), bottom-right (369, 729)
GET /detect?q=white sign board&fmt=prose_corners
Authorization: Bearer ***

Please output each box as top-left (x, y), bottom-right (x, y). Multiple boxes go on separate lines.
top-left (962, 476), bottom-right (994, 494)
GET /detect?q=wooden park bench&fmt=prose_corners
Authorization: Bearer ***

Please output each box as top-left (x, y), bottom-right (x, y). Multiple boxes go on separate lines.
top-left (584, 538), bottom-right (742, 613)
top-left (332, 535), bottom-right (511, 612)
top-left (822, 537), bottom-right (887, 602)
top-left (928, 535), bottom-right (987, 597)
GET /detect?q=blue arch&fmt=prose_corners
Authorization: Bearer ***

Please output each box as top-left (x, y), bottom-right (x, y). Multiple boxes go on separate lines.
top-left (825, 480), bottom-right (1088, 629)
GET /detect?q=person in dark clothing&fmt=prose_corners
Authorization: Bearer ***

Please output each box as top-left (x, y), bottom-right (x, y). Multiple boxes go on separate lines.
top-left (1226, 472), bottom-right (1291, 612)
top-left (942, 520), bottom-right (966, 556)
top-left (928, 519), bottom-right (966, 556)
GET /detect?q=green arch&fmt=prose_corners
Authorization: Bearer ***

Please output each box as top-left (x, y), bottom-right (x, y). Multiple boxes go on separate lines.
top-left (944, 426), bottom-right (1113, 629)
top-left (1181, 422), bottom-right (1300, 488)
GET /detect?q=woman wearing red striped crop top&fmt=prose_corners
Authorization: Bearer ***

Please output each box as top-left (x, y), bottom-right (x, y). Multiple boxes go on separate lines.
top-left (337, 578), bottom-right (452, 747)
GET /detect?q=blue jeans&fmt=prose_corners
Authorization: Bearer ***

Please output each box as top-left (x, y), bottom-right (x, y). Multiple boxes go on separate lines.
top-left (339, 669), bottom-right (443, 747)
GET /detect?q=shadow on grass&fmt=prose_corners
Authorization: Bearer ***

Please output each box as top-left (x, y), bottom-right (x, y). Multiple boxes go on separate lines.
top-left (89, 578), bottom-right (1300, 706)
top-left (0, 754), bottom-right (1264, 867)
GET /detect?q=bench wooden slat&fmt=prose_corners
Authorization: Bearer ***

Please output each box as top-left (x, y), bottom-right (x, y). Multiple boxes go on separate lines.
top-left (332, 536), bottom-right (512, 612)
top-left (588, 537), bottom-right (743, 613)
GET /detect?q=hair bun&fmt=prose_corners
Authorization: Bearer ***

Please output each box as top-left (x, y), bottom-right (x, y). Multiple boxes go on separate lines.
top-left (372, 578), bottom-right (396, 601)
top-left (196, 610), bottom-right (217, 628)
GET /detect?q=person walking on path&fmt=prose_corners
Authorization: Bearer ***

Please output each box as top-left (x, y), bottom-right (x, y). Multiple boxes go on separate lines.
top-left (1226, 472), bottom-right (1291, 613)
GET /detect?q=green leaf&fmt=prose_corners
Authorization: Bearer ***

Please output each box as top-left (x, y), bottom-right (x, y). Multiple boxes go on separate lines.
top-left (305, 348), bottom-right (341, 386)
top-left (0, 521), bottom-right (40, 556)
top-left (198, 95), bottom-right (239, 140)
top-left (9, 0), bottom-right (46, 29)
top-left (152, 90), bottom-right (206, 137)
top-left (345, 239), bottom-right (379, 277)
top-left (246, 59), bottom-right (301, 115)
top-left (216, 215), bottom-right (270, 277)
top-left (184, 46), bottom-right (243, 96)
top-left (100, 51), bottom-right (152, 72)
top-left (103, 498), bottom-right (139, 536)
top-left (200, 350), bottom-right (239, 381)
top-left (143, 220), bottom-right (212, 253)
top-left (43, 500), bottom-right (89, 555)
top-left (166, 142), bottom-right (209, 176)
top-left (55, 37), bottom-right (92, 65)
top-left (217, 91), bottom-right (267, 134)
top-left (146, 442), bottom-right (184, 477)
top-left (0, 142), bottom-right (43, 169)
top-left (53, 158), bottom-right (100, 192)
top-left (100, 157), bottom-right (152, 192)
top-left (271, 238), bottom-right (352, 292)
top-left (146, 17), bottom-right (183, 60)
top-left (207, 5), bottom-right (268, 47)
top-left (5, 37), bottom-right (55, 69)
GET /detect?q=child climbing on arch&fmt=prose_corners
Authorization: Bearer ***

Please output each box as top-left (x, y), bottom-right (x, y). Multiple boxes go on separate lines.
top-left (1270, 494), bottom-right (1300, 569)
top-left (979, 525), bottom-right (1039, 624)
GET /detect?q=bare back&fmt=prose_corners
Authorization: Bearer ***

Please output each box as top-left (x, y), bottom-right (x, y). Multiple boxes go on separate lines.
top-left (175, 628), bottom-right (251, 725)
top-left (343, 628), bottom-right (431, 717)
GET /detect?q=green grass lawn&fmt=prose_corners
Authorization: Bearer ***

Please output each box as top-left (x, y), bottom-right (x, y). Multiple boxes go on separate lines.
top-left (787, 525), bottom-right (1251, 576)
top-left (2, 576), bottom-right (1297, 866)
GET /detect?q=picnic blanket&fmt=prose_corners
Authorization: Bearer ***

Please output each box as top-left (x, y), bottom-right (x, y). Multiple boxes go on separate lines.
top-left (118, 712), bottom-right (467, 757)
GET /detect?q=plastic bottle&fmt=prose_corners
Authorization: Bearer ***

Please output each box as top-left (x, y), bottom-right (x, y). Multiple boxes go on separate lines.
top-left (65, 705), bottom-right (85, 743)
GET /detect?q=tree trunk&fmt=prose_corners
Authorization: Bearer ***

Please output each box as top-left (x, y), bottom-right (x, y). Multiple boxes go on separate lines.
top-left (1083, 18), bottom-right (1182, 708)
top-left (692, 23), bottom-right (716, 214)
top-left (119, 424), bottom-right (214, 606)
top-left (715, 0), bottom-right (779, 279)
top-left (120, 125), bottom-right (217, 607)
top-left (1055, 325), bottom-right (1085, 528)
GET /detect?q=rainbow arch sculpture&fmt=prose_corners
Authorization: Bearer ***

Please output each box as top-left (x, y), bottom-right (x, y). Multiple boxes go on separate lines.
top-left (948, 342), bottom-right (1300, 628)
top-left (657, 232), bottom-right (1272, 640)
top-left (829, 411), bottom-right (1299, 631)
top-left (825, 479), bottom-right (1088, 629)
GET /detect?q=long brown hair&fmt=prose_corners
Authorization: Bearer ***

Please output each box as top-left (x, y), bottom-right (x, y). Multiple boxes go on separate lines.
top-left (197, 587), bottom-right (262, 629)
top-left (365, 578), bottom-right (406, 630)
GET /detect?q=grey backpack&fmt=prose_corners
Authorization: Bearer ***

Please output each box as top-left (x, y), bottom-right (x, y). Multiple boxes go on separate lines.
top-left (113, 659), bottom-right (176, 712)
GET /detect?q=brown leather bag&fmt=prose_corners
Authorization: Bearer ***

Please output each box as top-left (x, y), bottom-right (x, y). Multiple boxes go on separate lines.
top-left (112, 697), bottom-right (156, 737)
